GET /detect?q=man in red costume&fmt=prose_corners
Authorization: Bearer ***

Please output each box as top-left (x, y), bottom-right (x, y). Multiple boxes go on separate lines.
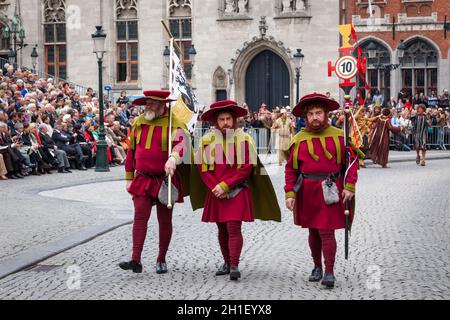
top-left (284, 93), bottom-right (360, 288)
top-left (191, 100), bottom-right (281, 281)
top-left (119, 90), bottom-right (191, 274)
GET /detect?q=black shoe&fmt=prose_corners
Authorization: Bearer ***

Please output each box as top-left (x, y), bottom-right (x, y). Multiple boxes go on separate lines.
top-left (321, 273), bottom-right (335, 288)
top-left (308, 268), bottom-right (323, 282)
top-left (8, 174), bottom-right (18, 179)
top-left (14, 173), bottom-right (24, 179)
top-left (229, 267), bottom-right (241, 281)
top-left (64, 168), bottom-right (72, 173)
top-left (78, 166), bottom-right (87, 171)
top-left (215, 263), bottom-right (230, 276)
top-left (156, 261), bottom-right (168, 274)
top-left (58, 167), bottom-right (67, 173)
top-left (118, 260), bottom-right (142, 273)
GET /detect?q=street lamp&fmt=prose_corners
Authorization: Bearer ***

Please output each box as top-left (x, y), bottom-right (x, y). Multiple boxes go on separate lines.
top-left (91, 26), bottom-right (109, 172)
top-left (2, 15), bottom-right (26, 66)
top-left (367, 41), bottom-right (377, 59)
top-left (188, 44), bottom-right (197, 67)
top-left (293, 48), bottom-right (304, 103)
top-left (30, 46), bottom-right (38, 73)
top-left (8, 48), bottom-right (16, 65)
top-left (163, 45), bottom-right (170, 67)
top-left (397, 39), bottom-right (406, 61)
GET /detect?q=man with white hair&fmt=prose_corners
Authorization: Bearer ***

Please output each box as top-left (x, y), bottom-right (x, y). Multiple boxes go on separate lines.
top-left (119, 90), bottom-right (192, 274)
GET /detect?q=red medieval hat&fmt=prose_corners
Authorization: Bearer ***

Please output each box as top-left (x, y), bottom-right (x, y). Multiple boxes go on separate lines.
top-left (292, 93), bottom-right (340, 117)
top-left (133, 90), bottom-right (176, 106)
top-left (201, 100), bottom-right (248, 122)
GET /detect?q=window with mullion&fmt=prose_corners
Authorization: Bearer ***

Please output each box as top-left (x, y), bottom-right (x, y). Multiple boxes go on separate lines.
top-left (44, 22), bottom-right (67, 79)
top-left (129, 43), bottom-right (139, 81)
top-left (116, 19), bottom-right (139, 83)
top-left (427, 69), bottom-right (437, 95)
top-left (170, 17), bottom-right (193, 80)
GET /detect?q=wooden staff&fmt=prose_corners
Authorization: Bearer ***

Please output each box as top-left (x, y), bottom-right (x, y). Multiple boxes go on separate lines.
top-left (161, 19), bottom-right (179, 210)
top-left (343, 95), bottom-right (351, 260)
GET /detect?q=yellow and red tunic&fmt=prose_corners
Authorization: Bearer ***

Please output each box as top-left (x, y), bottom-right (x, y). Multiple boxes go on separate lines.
top-left (285, 126), bottom-right (361, 230)
top-left (125, 114), bottom-right (190, 203)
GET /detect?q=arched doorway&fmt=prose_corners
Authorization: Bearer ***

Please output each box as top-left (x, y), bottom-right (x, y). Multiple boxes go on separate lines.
top-left (245, 50), bottom-right (290, 112)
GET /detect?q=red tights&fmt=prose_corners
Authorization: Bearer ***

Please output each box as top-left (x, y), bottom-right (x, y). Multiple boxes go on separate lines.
top-left (131, 196), bottom-right (172, 263)
top-left (308, 228), bottom-right (337, 274)
top-left (217, 221), bottom-right (243, 268)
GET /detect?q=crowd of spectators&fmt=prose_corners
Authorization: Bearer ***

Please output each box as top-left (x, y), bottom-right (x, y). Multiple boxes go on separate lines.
top-left (1, 59), bottom-right (449, 181)
top-left (0, 63), bottom-right (137, 180)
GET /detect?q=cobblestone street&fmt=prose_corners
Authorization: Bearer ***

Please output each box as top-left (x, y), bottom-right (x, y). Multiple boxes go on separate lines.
top-left (0, 156), bottom-right (449, 300)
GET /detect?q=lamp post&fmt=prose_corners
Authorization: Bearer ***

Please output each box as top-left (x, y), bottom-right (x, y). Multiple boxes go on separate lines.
top-left (8, 48), bottom-right (15, 65)
top-left (188, 44), bottom-right (197, 67)
top-left (188, 44), bottom-right (197, 82)
top-left (163, 45), bottom-right (170, 67)
top-left (367, 40), bottom-right (406, 106)
top-left (2, 15), bottom-right (26, 68)
top-left (30, 46), bottom-right (38, 73)
top-left (163, 46), bottom-right (170, 88)
top-left (92, 26), bottom-right (109, 172)
top-left (293, 49), bottom-right (304, 103)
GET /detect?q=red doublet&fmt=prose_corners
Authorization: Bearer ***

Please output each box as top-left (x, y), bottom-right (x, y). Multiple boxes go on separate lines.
top-left (284, 130), bottom-right (358, 230)
top-left (198, 141), bottom-right (254, 223)
top-left (125, 124), bottom-right (186, 202)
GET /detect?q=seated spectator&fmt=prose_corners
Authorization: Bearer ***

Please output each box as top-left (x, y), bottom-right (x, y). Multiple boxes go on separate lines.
top-left (73, 123), bottom-right (94, 168)
top-left (52, 122), bottom-right (87, 170)
top-left (38, 124), bottom-right (72, 173)
top-left (0, 121), bottom-right (28, 178)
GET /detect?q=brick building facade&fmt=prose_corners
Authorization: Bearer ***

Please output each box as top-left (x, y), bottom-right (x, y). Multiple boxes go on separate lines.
top-left (341, 0), bottom-right (449, 102)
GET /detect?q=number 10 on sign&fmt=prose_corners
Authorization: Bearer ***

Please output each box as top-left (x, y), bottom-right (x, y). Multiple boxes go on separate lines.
top-left (334, 56), bottom-right (358, 80)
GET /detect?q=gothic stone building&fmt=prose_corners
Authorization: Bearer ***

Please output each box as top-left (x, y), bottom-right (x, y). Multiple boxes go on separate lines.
top-left (0, 0), bottom-right (343, 111)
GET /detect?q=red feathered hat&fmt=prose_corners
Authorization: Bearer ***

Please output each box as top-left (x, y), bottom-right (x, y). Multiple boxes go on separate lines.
top-left (292, 93), bottom-right (340, 117)
top-left (133, 90), bottom-right (176, 106)
top-left (201, 100), bottom-right (248, 122)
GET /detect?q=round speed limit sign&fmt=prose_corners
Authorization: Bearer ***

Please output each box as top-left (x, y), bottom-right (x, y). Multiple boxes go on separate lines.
top-left (335, 56), bottom-right (358, 80)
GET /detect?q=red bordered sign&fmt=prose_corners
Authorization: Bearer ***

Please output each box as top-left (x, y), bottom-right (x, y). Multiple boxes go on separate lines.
top-left (334, 56), bottom-right (358, 80)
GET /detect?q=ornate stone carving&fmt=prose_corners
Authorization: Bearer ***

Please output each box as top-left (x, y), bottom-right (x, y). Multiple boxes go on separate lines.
top-left (0, 0), bottom-right (11, 11)
top-left (43, 0), bottom-right (66, 23)
top-left (168, 0), bottom-right (192, 15)
top-left (116, 0), bottom-right (138, 19)
top-left (230, 35), bottom-right (292, 66)
top-left (213, 67), bottom-right (228, 88)
top-left (223, 0), bottom-right (248, 15)
top-left (282, 0), bottom-right (306, 13)
top-left (259, 16), bottom-right (268, 38)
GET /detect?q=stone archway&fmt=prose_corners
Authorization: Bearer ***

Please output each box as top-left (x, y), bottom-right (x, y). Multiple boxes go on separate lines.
top-left (245, 50), bottom-right (290, 112)
top-left (231, 37), bottom-right (295, 109)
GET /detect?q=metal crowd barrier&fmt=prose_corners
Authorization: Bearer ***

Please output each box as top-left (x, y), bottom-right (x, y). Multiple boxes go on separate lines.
top-left (192, 126), bottom-right (450, 154)
top-left (389, 126), bottom-right (450, 149)
top-left (193, 127), bottom-right (276, 153)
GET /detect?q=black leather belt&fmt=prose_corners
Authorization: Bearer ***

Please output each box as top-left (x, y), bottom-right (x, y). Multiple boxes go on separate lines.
top-left (302, 172), bottom-right (341, 180)
top-left (294, 172), bottom-right (340, 193)
top-left (136, 170), bottom-right (165, 179)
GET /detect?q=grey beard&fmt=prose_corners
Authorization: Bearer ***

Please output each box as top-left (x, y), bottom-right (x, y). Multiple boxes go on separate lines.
top-left (144, 111), bottom-right (156, 121)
